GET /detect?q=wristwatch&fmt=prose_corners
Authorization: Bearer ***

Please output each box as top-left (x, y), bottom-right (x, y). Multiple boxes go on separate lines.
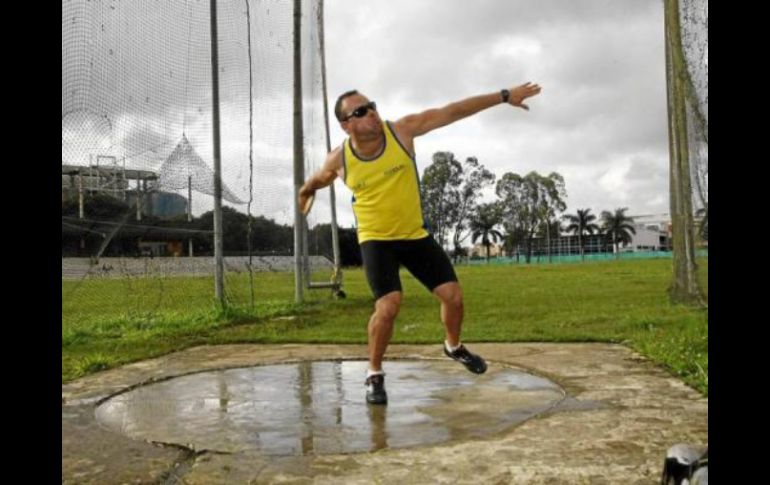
top-left (501, 89), bottom-right (510, 103)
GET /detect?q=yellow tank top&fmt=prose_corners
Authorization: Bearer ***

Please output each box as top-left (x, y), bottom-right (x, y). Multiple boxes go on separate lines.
top-left (343, 121), bottom-right (429, 243)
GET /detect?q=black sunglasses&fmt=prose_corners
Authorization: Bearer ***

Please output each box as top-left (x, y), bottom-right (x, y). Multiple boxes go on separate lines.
top-left (343, 101), bottom-right (377, 121)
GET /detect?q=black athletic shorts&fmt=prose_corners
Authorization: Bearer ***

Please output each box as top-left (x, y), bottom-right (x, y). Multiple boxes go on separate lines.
top-left (359, 235), bottom-right (458, 299)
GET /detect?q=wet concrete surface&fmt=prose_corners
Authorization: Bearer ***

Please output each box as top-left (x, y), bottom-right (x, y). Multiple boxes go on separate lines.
top-left (95, 360), bottom-right (576, 455)
top-left (62, 344), bottom-right (708, 484)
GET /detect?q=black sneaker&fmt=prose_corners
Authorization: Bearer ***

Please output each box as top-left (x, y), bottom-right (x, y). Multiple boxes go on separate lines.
top-left (365, 374), bottom-right (388, 405)
top-left (444, 344), bottom-right (487, 374)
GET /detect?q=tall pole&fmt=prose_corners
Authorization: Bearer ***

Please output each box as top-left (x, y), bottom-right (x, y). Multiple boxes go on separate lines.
top-left (210, 0), bottom-right (225, 305)
top-left (78, 173), bottom-right (84, 220)
top-left (303, 218), bottom-right (311, 287)
top-left (136, 178), bottom-right (141, 221)
top-left (318, 0), bottom-right (342, 279)
top-left (188, 175), bottom-right (194, 257)
top-left (293, 0), bottom-right (305, 303)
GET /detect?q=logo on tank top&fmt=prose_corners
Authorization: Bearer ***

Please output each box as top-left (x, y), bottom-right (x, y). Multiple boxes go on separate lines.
top-left (383, 164), bottom-right (405, 177)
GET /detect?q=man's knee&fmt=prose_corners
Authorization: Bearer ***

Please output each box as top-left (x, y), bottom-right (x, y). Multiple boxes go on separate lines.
top-left (375, 291), bottom-right (402, 321)
top-left (436, 282), bottom-right (463, 308)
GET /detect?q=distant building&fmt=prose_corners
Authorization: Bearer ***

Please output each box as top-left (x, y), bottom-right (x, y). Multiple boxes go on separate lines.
top-left (62, 163), bottom-right (187, 219)
top-left (625, 214), bottom-right (671, 252)
top-left (470, 243), bottom-right (503, 258)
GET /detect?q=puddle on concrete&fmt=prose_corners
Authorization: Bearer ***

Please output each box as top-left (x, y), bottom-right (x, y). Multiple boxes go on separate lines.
top-left (95, 360), bottom-right (593, 455)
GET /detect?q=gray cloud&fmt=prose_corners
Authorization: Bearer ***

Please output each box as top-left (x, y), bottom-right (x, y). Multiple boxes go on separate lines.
top-left (326, 0), bottom-right (675, 225)
top-left (63, 0), bottom-right (695, 231)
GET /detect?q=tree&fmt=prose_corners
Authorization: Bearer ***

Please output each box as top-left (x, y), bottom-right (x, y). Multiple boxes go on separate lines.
top-left (597, 226), bottom-right (612, 254)
top-left (420, 152), bottom-right (462, 249)
top-left (496, 171), bottom-right (567, 263)
top-left (502, 223), bottom-right (527, 262)
top-left (696, 204), bottom-right (708, 242)
top-left (563, 208), bottom-right (600, 261)
top-left (469, 203), bottom-right (503, 263)
top-left (61, 194), bottom-right (136, 256)
top-left (62, 193), bottom-right (133, 220)
top-left (664, 0), bottom-right (706, 305)
top-left (196, 208), bottom-right (293, 256)
top-left (451, 157), bottom-right (496, 260)
top-left (307, 224), bottom-right (362, 266)
top-left (537, 217), bottom-right (563, 262)
top-left (600, 208), bottom-right (637, 258)
top-left (535, 173), bottom-right (567, 263)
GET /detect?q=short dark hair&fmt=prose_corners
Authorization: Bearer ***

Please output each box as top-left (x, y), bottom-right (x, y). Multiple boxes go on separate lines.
top-left (334, 89), bottom-right (359, 121)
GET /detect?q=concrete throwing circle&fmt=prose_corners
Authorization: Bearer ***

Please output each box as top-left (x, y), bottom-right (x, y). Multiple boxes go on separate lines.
top-left (95, 359), bottom-right (565, 455)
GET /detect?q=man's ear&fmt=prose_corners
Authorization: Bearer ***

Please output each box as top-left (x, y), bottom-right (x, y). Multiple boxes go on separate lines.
top-left (340, 121), bottom-right (350, 134)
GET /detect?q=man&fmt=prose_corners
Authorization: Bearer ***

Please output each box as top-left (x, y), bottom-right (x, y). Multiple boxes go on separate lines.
top-left (298, 82), bottom-right (542, 404)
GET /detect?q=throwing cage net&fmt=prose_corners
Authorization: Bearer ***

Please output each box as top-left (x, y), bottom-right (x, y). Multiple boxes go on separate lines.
top-left (62, 0), bottom-right (342, 329)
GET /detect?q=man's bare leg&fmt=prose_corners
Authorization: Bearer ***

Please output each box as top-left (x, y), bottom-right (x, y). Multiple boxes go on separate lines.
top-left (433, 282), bottom-right (463, 347)
top-left (367, 290), bottom-right (401, 371)
top-left (365, 291), bottom-right (401, 405)
top-left (433, 281), bottom-right (487, 374)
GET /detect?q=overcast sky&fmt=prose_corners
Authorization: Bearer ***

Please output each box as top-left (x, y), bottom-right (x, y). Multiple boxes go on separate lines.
top-left (63, 0), bottom-right (703, 230)
top-left (323, 0), bottom-right (672, 226)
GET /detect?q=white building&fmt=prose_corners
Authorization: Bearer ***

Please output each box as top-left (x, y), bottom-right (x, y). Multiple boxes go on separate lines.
top-left (624, 214), bottom-right (671, 252)
top-left (470, 243), bottom-right (503, 258)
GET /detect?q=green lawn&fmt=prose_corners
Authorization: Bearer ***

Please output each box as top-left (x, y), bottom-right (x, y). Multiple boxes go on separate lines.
top-left (62, 258), bottom-right (708, 395)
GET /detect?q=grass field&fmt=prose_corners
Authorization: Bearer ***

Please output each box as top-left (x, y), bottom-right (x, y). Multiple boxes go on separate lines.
top-left (62, 258), bottom-right (708, 395)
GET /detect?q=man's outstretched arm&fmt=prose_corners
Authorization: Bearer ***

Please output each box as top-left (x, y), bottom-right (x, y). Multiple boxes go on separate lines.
top-left (393, 82), bottom-right (542, 140)
top-left (298, 145), bottom-right (343, 210)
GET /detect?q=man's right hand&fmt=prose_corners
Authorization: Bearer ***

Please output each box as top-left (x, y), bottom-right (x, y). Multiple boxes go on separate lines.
top-left (298, 185), bottom-right (316, 213)
top-left (297, 147), bottom-right (344, 212)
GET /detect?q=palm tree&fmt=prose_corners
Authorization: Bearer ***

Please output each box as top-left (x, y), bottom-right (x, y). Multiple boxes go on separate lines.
top-left (563, 208), bottom-right (600, 261)
top-left (597, 226), bottom-right (611, 254)
top-left (600, 208), bottom-right (637, 258)
top-left (470, 203), bottom-right (504, 264)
